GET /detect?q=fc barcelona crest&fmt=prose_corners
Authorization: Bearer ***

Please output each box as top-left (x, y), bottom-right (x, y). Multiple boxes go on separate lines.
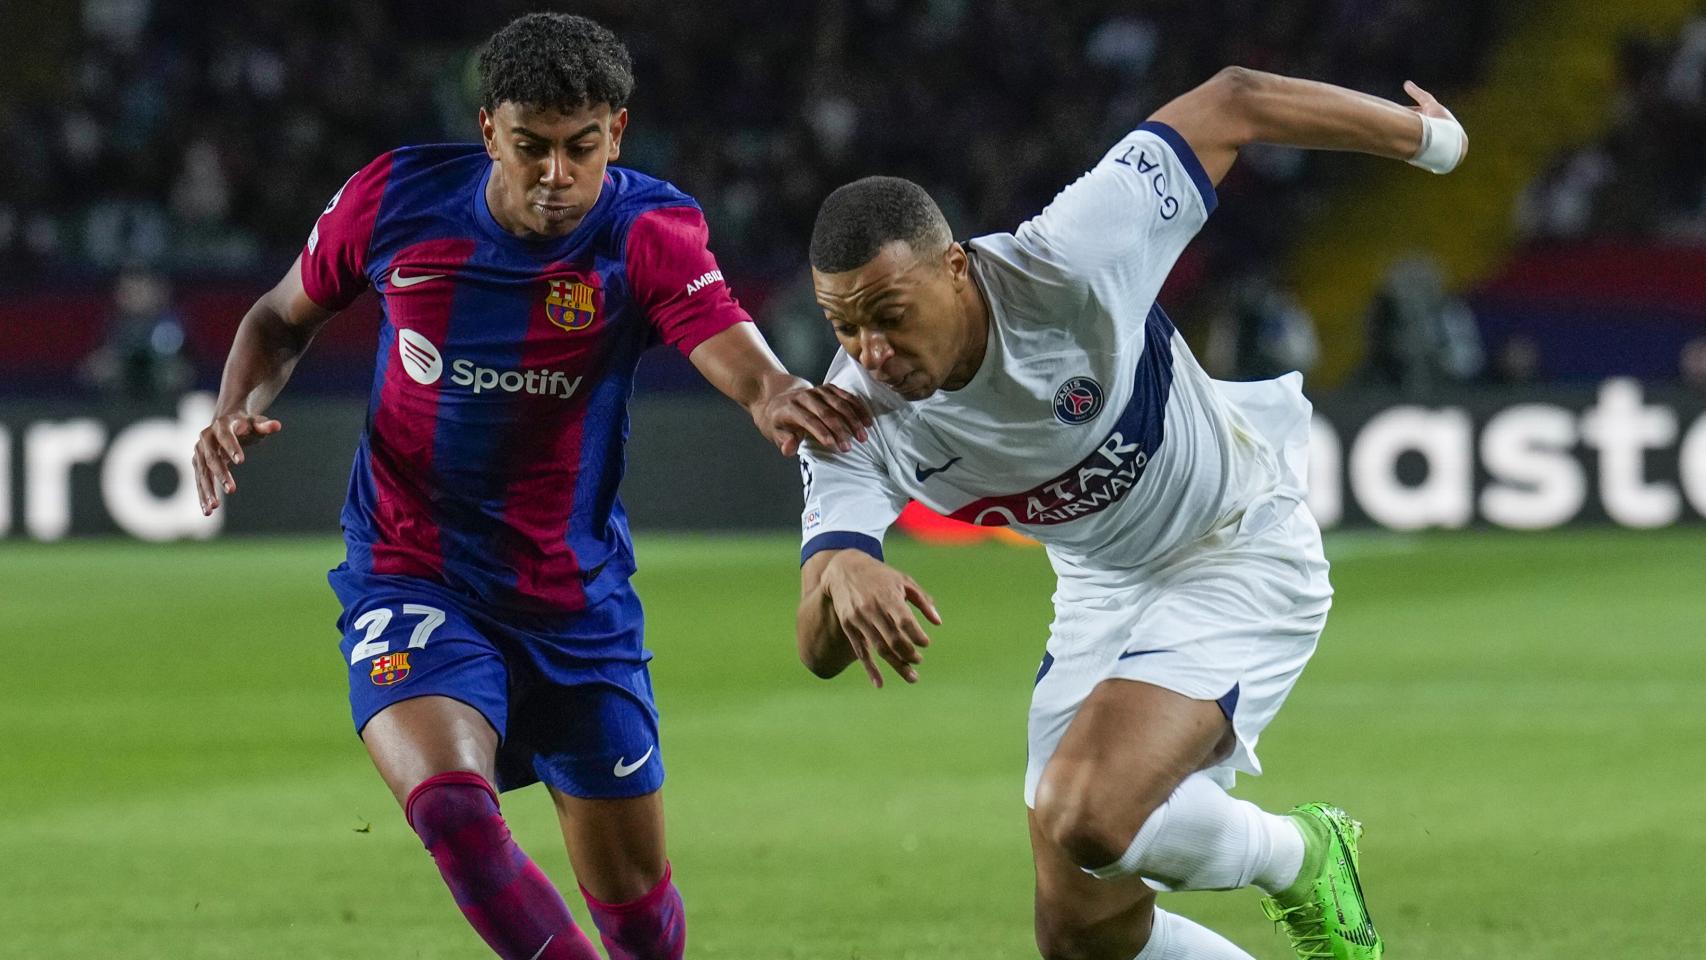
top-left (370, 652), bottom-right (412, 686)
top-left (546, 277), bottom-right (600, 332)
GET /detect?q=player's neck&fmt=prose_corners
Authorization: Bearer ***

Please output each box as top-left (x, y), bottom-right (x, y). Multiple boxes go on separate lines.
top-left (940, 271), bottom-right (990, 392)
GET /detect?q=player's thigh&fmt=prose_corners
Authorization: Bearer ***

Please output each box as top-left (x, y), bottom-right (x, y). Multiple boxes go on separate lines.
top-left (338, 587), bottom-right (510, 806)
top-left (1029, 807), bottom-right (1156, 960)
top-left (549, 787), bottom-right (666, 904)
top-left (1033, 678), bottom-right (1232, 863)
top-left (362, 695), bottom-right (501, 807)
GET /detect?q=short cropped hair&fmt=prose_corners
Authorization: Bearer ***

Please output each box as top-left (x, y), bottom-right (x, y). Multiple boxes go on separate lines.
top-left (478, 13), bottom-right (634, 114)
top-left (809, 176), bottom-right (952, 273)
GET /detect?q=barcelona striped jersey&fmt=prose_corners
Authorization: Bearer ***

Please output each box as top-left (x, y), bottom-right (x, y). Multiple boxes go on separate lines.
top-left (302, 144), bottom-right (747, 617)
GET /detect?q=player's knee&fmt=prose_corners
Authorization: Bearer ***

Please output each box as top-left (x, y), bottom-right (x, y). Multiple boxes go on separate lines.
top-left (404, 770), bottom-right (504, 848)
top-left (1034, 902), bottom-right (1152, 960)
top-left (1034, 763), bottom-right (1151, 870)
top-left (1034, 919), bottom-right (1103, 960)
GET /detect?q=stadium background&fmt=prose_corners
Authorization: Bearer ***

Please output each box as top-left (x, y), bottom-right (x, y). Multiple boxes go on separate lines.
top-left (2, 0), bottom-right (1702, 957)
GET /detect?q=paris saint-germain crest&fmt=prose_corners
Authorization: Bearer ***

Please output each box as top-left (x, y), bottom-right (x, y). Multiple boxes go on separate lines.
top-left (546, 277), bottom-right (600, 332)
top-left (1052, 376), bottom-right (1104, 425)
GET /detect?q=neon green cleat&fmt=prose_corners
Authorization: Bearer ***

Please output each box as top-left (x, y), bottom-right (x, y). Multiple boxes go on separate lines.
top-left (1259, 803), bottom-right (1384, 960)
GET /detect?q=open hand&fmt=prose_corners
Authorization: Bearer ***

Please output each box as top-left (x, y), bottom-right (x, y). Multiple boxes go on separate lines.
top-left (821, 552), bottom-right (943, 688)
top-left (192, 413), bottom-right (282, 515)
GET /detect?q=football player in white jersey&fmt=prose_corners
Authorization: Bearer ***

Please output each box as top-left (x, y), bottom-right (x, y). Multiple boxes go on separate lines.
top-left (793, 69), bottom-right (1467, 960)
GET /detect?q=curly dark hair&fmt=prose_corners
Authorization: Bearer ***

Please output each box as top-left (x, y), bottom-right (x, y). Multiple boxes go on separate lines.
top-left (477, 13), bottom-right (634, 113)
top-left (810, 176), bottom-right (952, 273)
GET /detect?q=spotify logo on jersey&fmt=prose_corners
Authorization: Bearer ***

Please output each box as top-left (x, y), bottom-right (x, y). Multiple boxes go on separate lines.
top-left (397, 329), bottom-right (443, 385)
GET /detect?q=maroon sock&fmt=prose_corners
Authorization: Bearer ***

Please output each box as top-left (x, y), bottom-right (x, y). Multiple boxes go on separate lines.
top-left (405, 772), bottom-right (599, 960)
top-left (580, 862), bottom-right (686, 960)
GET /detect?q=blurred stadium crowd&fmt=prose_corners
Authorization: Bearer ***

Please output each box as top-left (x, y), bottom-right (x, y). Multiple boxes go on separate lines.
top-left (0, 0), bottom-right (1499, 274)
top-left (1, 0), bottom-right (1702, 398)
top-left (1518, 13), bottom-right (1706, 244)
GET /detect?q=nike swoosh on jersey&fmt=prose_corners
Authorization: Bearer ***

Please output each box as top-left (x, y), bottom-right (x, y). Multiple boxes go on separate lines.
top-left (913, 455), bottom-right (963, 483)
top-left (527, 936), bottom-right (554, 960)
top-left (613, 745), bottom-right (655, 778)
top-left (390, 267), bottom-right (447, 288)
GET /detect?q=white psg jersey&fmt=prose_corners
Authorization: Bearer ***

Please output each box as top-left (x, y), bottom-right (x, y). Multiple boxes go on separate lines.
top-left (800, 122), bottom-right (1313, 578)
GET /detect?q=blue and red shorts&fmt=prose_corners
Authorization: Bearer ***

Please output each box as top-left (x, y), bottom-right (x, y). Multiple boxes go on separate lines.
top-left (329, 565), bottom-right (663, 799)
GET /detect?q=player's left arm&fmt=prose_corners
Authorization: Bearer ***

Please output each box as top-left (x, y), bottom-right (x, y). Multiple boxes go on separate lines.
top-left (1150, 68), bottom-right (1466, 186)
top-left (687, 326), bottom-right (873, 457)
top-left (794, 437), bottom-right (930, 689)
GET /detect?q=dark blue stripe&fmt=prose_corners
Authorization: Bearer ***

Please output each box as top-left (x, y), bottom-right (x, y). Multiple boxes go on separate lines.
top-left (800, 531), bottom-right (884, 567)
top-left (1033, 651), bottom-right (1055, 687)
top-left (1136, 121), bottom-right (1218, 216)
top-left (1216, 683), bottom-right (1240, 721)
top-left (567, 316), bottom-right (646, 605)
top-left (432, 271), bottom-right (529, 600)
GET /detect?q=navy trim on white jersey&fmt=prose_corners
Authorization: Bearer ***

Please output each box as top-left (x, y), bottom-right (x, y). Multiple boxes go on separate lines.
top-left (1137, 121), bottom-right (1218, 216)
top-left (801, 531), bottom-right (884, 566)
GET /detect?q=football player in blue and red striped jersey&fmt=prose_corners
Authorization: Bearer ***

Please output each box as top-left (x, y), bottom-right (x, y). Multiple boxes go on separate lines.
top-left (191, 14), bottom-right (869, 960)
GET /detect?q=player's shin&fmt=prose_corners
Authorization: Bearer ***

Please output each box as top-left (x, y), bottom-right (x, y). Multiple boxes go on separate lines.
top-left (1084, 772), bottom-right (1305, 894)
top-left (405, 772), bottom-right (600, 960)
top-left (579, 862), bottom-right (686, 960)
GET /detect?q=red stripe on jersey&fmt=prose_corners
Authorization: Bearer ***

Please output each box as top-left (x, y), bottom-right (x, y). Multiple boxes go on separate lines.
top-left (368, 237), bottom-right (478, 578)
top-left (625, 205), bottom-right (751, 356)
top-left (494, 263), bottom-right (615, 609)
top-left (301, 152), bottom-right (395, 312)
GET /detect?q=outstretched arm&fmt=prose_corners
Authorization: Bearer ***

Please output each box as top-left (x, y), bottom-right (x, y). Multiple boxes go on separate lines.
top-left (688, 323), bottom-right (873, 456)
top-left (1151, 68), bottom-right (1467, 186)
top-left (193, 255), bottom-right (333, 515)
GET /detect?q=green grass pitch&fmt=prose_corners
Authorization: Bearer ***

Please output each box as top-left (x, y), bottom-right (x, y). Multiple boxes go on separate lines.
top-left (2, 528), bottom-right (1702, 958)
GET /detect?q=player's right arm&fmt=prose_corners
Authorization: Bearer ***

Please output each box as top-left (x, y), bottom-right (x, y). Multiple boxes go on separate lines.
top-left (194, 154), bottom-right (390, 515)
top-left (192, 257), bottom-right (333, 515)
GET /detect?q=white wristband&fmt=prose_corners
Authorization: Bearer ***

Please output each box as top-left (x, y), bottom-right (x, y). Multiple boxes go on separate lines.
top-left (1409, 113), bottom-right (1467, 175)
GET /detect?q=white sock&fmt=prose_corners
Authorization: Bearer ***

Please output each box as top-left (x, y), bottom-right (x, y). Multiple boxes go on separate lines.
top-left (1134, 908), bottom-right (1257, 960)
top-left (1086, 772), bottom-right (1306, 893)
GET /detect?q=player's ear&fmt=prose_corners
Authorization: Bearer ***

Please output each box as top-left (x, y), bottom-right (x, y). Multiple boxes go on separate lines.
top-left (607, 107), bottom-right (629, 160)
top-left (943, 241), bottom-right (968, 287)
top-left (478, 106), bottom-right (500, 161)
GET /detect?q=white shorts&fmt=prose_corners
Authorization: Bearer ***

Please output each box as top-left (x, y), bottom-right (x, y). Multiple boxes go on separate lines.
top-left (1023, 497), bottom-right (1333, 806)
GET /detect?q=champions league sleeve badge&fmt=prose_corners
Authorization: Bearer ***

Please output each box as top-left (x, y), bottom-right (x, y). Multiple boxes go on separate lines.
top-left (1053, 376), bottom-right (1105, 425)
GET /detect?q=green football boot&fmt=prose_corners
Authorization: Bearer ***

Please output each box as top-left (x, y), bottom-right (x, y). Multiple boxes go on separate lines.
top-left (1259, 803), bottom-right (1384, 960)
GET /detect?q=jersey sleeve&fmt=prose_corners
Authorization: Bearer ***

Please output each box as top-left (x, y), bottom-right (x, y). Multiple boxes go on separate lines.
top-left (1016, 121), bottom-right (1217, 304)
top-left (798, 438), bottom-right (908, 566)
top-left (300, 152), bottom-right (394, 312)
top-left (625, 205), bottom-right (752, 356)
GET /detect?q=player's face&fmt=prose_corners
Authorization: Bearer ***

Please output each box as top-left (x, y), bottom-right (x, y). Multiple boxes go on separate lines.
top-left (813, 240), bottom-right (980, 401)
top-left (480, 100), bottom-right (629, 238)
